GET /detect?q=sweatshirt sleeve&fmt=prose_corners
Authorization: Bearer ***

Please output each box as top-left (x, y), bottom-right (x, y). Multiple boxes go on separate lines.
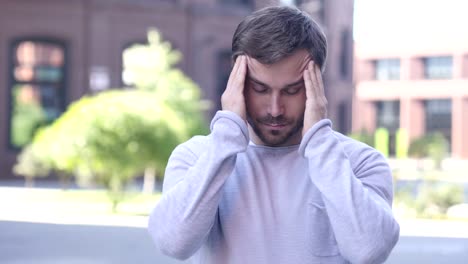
top-left (299, 119), bottom-right (400, 264)
top-left (148, 111), bottom-right (249, 260)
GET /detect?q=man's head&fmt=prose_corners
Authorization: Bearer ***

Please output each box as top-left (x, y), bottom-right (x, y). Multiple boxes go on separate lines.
top-left (231, 6), bottom-right (327, 147)
top-left (232, 5), bottom-right (327, 71)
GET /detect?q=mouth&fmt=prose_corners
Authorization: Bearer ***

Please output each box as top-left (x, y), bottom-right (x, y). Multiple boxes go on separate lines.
top-left (262, 123), bottom-right (287, 129)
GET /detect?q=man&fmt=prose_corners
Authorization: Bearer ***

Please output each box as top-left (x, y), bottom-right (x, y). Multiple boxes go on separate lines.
top-left (148, 5), bottom-right (399, 264)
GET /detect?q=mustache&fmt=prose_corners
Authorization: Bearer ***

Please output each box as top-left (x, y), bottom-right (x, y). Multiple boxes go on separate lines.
top-left (257, 115), bottom-right (291, 125)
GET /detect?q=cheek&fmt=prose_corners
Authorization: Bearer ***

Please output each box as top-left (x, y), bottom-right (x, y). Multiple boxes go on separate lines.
top-left (245, 90), bottom-right (258, 110)
top-left (245, 91), bottom-right (268, 115)
top-left (285, 94), bottom-right (306, 115)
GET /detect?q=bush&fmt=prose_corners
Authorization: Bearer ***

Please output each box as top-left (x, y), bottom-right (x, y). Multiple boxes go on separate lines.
top-left (408, 132), bottom-right (449, 169)
top-left (415, 181), bottom-right (464, 218)
top-left (348, 129), bottom-right (374, 147)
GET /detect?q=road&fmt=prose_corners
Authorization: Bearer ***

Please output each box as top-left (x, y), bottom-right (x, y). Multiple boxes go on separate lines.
top-left (0, 220), bottom-right (185, 264)
top-left (2, 220), bottom-right (468, 264)
top-left (386, 236), bottom-right (468, 263)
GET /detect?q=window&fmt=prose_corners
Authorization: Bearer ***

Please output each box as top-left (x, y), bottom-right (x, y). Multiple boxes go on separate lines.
top-left (219, 0), bottom-right (252, 7)
top-left (424, 56), bottom-right (453, 79)
top-left (374, 59), bottom-right (400, 80)
top-left (337, 102), bottom-right (349, 134)
top-left (8, 38), bottom-right (67, 149)
top-left (376, 100), bottom-right (400, 132)
top-left (425, 99), bottom-right (452, 146)
top-left (339, 29), bottom-right (351, 80)
top-left (376, 100), bottom-right (400, 155)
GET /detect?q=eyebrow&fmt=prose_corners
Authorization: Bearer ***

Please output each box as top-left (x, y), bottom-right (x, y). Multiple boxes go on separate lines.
top-left (247, 74), bottom-right (304, 89)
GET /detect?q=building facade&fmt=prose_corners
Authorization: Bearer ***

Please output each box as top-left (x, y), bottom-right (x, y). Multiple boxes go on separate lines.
top-left (353, 40), bottom-right (468, 159)
top-left (0, 0), bottom-right (354, 177)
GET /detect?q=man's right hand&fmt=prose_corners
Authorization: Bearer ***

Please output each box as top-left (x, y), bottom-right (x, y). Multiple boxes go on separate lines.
top-left (221, 55), bottom-right (247, 120)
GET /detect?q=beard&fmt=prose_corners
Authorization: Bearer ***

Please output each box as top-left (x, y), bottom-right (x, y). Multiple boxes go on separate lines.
top-left (247, 113), bottom-right (304, 147)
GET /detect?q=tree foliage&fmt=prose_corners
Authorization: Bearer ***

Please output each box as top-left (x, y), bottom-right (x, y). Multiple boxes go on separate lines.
top-left (14, 28), bottom-right (209, 209)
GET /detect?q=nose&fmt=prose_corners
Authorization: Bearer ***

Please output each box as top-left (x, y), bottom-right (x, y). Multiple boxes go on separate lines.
top-left (268, 94), bottom-right (284, 117)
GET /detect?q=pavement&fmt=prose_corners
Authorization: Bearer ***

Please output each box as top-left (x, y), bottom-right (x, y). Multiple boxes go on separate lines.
top-left (2, 180), bottom-right (468, 263)
top-left (0, 220), bottom-right (184, 264)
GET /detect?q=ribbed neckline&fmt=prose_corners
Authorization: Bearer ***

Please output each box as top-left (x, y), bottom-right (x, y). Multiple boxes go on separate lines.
top-left (248, 141), bottom-right (300, 152)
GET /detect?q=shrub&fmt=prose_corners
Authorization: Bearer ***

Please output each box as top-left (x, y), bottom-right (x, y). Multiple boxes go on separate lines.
top-left (408, 132), bottom-right (449, 169)
top-left (348, 129), bottom-right (374, 147)
top-left (415, 181), bottom-right (464, 218)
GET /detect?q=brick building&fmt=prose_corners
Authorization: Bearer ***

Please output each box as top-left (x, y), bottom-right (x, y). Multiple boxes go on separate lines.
top-left (353, 36), bottom-right (468, 159)
top-left (0, 0), bottom-right (354, 177)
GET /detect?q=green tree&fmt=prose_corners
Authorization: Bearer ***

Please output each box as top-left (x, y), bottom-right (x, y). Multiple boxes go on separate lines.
top-left (14, 28), bottom-right (209, 210)
top-left (123, 29), bottom-right (210, 192)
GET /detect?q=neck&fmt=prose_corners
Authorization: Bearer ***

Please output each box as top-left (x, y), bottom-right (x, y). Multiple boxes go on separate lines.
top-left (247, 125), bottom-right (302, 147)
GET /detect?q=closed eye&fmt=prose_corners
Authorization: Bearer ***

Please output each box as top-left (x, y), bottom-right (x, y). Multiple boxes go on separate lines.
top-left (251, 84), bottom-right (268, 93)
top-left (284, 86), bottom-right (302, 95)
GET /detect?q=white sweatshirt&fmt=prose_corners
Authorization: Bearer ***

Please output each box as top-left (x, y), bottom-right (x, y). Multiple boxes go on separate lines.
top-left (148, 111), bottom-right (400, 264)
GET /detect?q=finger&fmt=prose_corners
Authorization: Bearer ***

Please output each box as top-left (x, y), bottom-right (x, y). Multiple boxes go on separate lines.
top-left (234, 56), bottom-right (247, 90)
top-left (303, 61), bottom-right (314, 100)
top-left (313, 63), bottom-right (325, 97)
top-left (226, 56), bottom-right (242, 91)
top-left (309, 61), bottom-right (319, 99)
top-left (310, 62), bottom-right (322, 99)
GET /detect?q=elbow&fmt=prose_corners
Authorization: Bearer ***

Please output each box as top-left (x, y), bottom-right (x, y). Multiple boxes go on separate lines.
top-left (345, 221), bottom-right (400, 264)
top-left (147, 210), bottom-right (197, 261)
top-left (157, 241), bottom-right (195, 261)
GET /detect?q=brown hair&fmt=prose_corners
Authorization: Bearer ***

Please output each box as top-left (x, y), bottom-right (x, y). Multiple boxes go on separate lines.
top-left (232, 5), bottom-right (327, 71)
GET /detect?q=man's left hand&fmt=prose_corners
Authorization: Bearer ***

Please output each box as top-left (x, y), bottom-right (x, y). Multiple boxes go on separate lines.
top-left (302, 61), bottom-right (328, 136)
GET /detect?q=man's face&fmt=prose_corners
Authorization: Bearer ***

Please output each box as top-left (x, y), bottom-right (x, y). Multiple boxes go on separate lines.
top-left (245, 49), bottom-right (310, 147)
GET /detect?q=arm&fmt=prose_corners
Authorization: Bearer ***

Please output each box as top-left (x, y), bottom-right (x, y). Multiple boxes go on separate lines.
top-left (301, 62), bottom-right (399, 263)
top-left (148, 111), bottom-right (248, 260)
top-left (299, 120), bottom-right (399, 264)
top-left (148, 56), bottom-right (249, 260)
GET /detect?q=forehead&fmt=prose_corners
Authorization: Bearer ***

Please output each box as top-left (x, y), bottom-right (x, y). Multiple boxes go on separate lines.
top-left (246, 49), bottom-right (310, 87)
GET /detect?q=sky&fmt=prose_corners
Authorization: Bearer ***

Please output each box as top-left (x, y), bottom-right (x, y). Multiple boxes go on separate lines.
top-left (353, 0), bottom-right (468, 45)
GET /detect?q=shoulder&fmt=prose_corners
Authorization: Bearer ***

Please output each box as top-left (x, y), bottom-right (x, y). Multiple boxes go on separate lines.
top-left (171, 135), bottom-right (209, 160)
top-left (332, 131), bottom-right (389, 170)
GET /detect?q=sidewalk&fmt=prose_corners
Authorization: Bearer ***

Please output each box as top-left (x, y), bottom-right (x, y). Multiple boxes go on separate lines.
top-left (398, 218), bottom-right (468, 238)
top-left (2, 183), bottom-right (468, 239)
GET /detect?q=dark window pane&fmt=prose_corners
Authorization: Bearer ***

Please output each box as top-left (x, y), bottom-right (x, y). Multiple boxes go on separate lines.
top-left (9, 39), bottom-right (66, 148)
top-left (376, 100), bottom-right (400, 155)
top-left (425, 99), bottom-right (452, 149)
top-left (339, 29), bottom-right (351, 80)
top-left (35, 66), bottom-right (63, 82)
top-left (376, 100), bottom-right (400, 132)
top-left (219, 0), bottom-right (252, 7)
top-left (10, 85), bottom-right (47, 147)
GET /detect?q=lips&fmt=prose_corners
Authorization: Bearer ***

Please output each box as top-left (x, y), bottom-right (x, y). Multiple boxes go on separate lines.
top-left (263, 123), bottom-right (287, 128)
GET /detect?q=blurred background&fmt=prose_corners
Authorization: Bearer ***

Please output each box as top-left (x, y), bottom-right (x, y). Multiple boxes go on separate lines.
top-left (1, 0), bottom-right (468, 263)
